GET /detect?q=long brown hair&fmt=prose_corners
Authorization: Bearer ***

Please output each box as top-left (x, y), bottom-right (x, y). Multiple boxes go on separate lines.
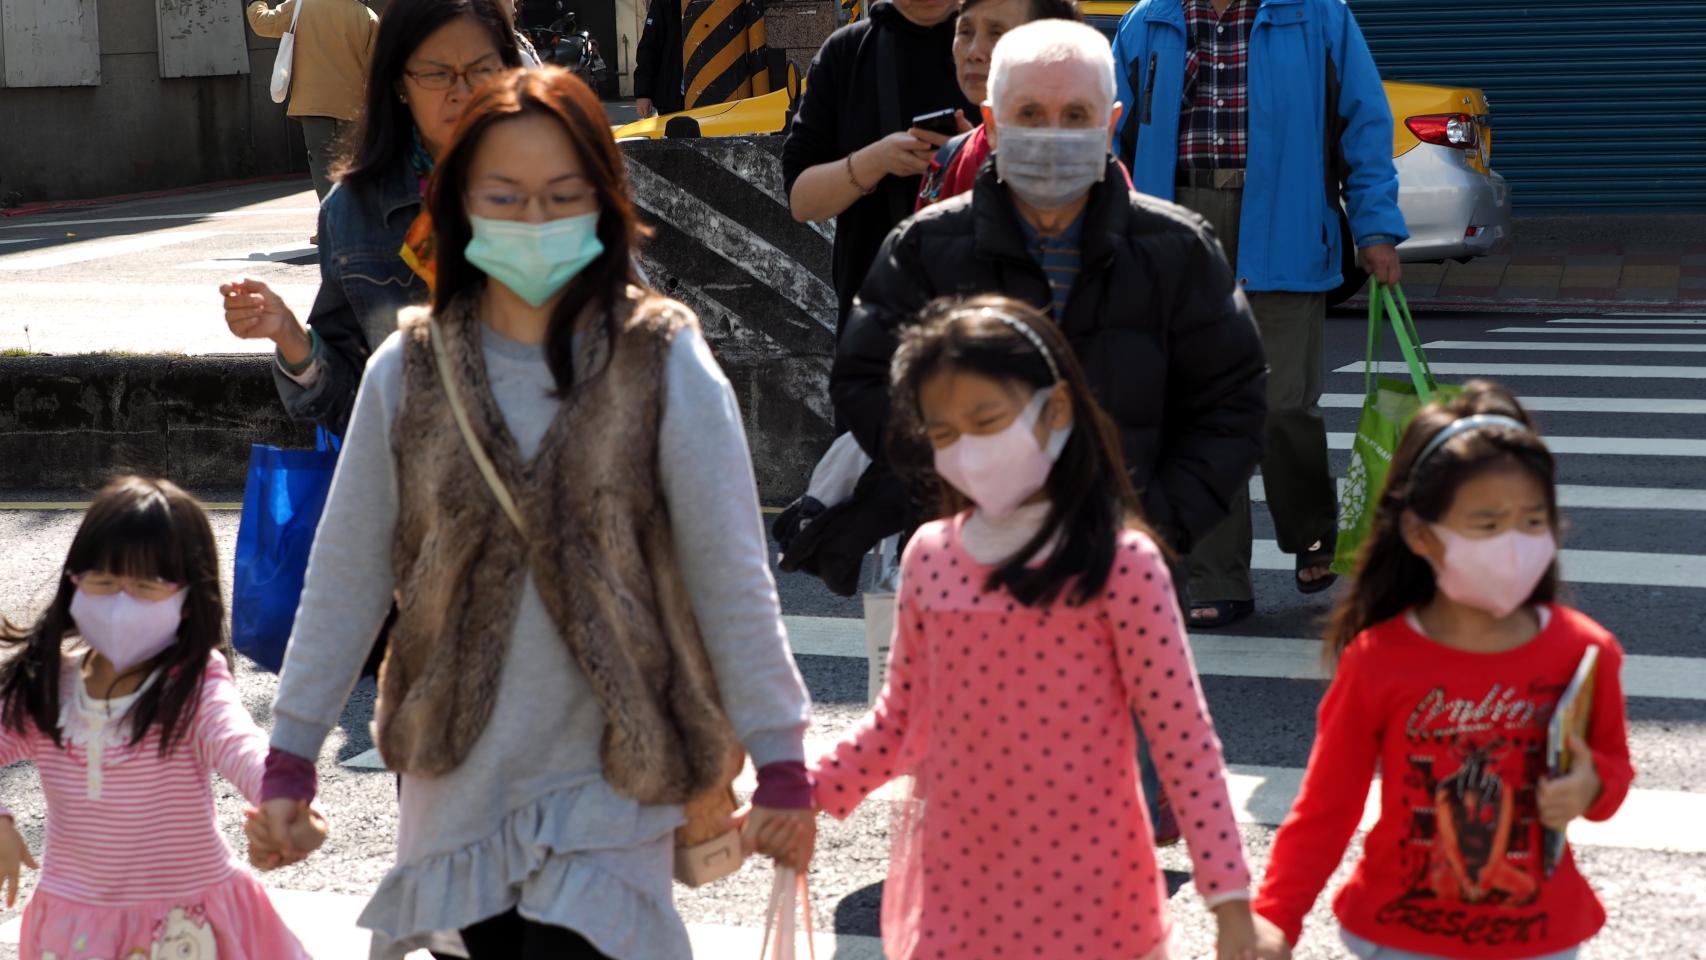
top-left (428, 67), bottom-right (650, 394)
top-left (1324, 380), bottom-right (1561, 668)
top-left (889, 295), bottom-right (1158, 607)
top-left (0, 477), bottom-right (231, 756)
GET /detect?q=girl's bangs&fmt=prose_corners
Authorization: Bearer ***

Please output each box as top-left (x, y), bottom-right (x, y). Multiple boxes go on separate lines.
top-left (66, 492), bottom-right (187, 583)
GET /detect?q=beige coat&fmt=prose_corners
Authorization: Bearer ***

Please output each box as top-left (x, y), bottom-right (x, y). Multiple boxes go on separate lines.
top-left (247, 0), bottom-right (377, 121)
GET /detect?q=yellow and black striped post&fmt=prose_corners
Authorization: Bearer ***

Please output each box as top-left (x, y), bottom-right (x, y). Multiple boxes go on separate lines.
top-left (681, 0), bottom-right (773, 109)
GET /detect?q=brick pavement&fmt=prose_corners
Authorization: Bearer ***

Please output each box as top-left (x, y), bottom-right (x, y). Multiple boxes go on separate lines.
top-left (1387, 240), bottom-right (1706, 308)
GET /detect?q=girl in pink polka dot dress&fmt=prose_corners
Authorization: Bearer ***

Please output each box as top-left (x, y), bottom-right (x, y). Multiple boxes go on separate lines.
top-left (811, 298), bottom-right (1256, 960)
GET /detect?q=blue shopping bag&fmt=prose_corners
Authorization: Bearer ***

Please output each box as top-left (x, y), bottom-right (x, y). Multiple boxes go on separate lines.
top-left (232, 428), bottom-right (340, 673)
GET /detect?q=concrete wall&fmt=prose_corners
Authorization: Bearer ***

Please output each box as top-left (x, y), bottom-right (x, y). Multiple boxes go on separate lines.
top-left (0, 136), bottom-right (835, 498)
top-left (0, 0), bottom-right (305, 205)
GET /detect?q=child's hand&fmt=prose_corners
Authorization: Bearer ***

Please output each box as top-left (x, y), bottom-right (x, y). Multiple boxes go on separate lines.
top-left (1213, 899), bottom-right (1258, 960)
top-left (1252, 912), bottom-right (1294, 960)
top-left (733, 804), bottom-right (817, 873)
top-left (0, 815), bottom-right (37, 908)
top-left (1538, 735), bottom-right (1602, 830)
top-left (287, 803), bottom-right (329, 855)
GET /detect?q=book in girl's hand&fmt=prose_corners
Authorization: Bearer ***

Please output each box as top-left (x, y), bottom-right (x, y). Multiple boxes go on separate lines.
top-left (1544, 645), bottom-right (1599, 877)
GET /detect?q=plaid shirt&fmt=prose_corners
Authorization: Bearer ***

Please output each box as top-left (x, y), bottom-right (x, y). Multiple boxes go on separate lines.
top-left (1177, 0), bottom-right (1257, 171)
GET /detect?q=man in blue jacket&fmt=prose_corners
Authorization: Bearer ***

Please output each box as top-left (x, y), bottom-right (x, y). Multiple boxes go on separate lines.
top-left (1112, 0), bottom-right (1406, 628)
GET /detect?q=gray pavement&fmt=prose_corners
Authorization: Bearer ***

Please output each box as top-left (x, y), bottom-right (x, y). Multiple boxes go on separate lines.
top-left (0, 188), bottom-right (1703, 958)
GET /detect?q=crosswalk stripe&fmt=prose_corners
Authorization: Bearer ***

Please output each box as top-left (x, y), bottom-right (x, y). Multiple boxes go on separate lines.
top-left (1260, 540), bottom-right (1703, 588)
top-left (1327, 431), bottom-right (1706, 457)
top-left (1424, 340), bottom-right (1706, 354)
top-left (780, 617), bottom-right (1706, 700)
top-left (1318, 393), bottom-right (1706, 414)
top-left (1336, 360), bottom-right (1706, 380)
top-left (0, 230), bottom-right (221, 270)
top-left (1555, 316), bottom-right (1706, 324)
top-left (1252, 476), bottom-right (1706, 512)
top-left (1492, 326), bottom-right (1706, 336)
top-left (725, 745), bottom-right (1706, 855)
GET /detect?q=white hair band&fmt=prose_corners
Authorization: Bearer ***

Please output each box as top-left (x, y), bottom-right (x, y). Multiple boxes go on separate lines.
top-left (979, 307), bottom-right (1061, 382)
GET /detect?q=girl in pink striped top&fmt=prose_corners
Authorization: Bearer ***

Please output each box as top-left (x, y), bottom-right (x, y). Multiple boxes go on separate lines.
top-left (805, 298), bottom-right (1257, 960)
top-left (0, 477), bottom-right (320, 960)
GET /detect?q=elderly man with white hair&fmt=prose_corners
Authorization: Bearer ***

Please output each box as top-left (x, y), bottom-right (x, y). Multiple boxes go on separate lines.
top-left (833, 18), bottom-right (1267, 567)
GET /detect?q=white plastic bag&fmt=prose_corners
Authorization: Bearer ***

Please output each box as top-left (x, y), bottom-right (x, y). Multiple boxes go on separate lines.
top-left (759, 867), bottom-right (817, 960)
top-left (863, 591), bottom-right (895, 704)
top-left (269, 0), bottom-right (304, 104)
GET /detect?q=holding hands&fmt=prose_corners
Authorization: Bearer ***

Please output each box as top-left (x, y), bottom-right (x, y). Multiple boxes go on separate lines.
top-left (1252, 912), bottom-right (1294, 959)
top-left (0, 814), bottom-right (37, 908)
top-left (731, 803), bottom-right (817, 873)
top-left (244, 797), bottom-right (328, 872)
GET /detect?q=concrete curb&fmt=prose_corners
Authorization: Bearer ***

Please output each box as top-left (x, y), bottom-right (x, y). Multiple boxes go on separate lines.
top-left (0, 174), bottom-right (305, 219)
top-left (1342, 296), bottom-right (1706, 314)
top-left (0, 353), bottom-right (311, 490)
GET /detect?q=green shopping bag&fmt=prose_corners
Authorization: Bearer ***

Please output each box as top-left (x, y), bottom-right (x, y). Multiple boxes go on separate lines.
top-left (1331, 282), bottom-right (1461, 576)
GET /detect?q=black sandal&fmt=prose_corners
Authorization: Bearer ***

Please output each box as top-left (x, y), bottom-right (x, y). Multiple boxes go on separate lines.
top-left (1296, 527), bottom-right (1339, 595)
top-left (1188, 599), bottom-right (1255, 630)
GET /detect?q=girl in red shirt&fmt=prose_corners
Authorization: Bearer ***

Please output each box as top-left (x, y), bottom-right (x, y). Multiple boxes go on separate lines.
top-left (1251, 381), bottom-right (1634, 960)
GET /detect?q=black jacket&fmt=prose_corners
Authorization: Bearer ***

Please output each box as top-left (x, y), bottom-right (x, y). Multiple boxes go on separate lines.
top-left (830, 159), bottom-right (1269, 552)
top-left (633, 0), bottom-right (685, 115)
top-left (780, 1), bottom-right (971, 333)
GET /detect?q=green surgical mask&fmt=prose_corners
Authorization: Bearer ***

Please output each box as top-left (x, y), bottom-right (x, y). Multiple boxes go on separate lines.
top-left (464, 212), bottom-right (604, 307)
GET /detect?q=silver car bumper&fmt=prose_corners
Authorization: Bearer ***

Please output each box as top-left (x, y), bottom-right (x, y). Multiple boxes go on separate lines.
top-left (1392, 142), bottom-right (1513, 262)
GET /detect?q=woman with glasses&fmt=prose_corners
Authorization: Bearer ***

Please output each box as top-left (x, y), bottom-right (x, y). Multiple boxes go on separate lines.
top-left (221, 0), bottom-right (523, 438)
top-left (247, 67), bottom-right (815, 959)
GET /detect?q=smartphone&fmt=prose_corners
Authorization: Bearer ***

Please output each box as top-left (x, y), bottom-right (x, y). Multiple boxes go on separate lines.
top-left (911, 108), bottom-right (960, 138)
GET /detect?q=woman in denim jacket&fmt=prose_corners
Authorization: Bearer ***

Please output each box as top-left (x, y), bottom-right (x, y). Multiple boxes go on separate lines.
top-left (223, 0), bottom-right (522, 436)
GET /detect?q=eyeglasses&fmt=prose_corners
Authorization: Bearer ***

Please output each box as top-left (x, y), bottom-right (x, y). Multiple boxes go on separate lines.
top-left (404, 59), bottom-right (505, 92)
top-left (69, 572), bottom-right (183, 602)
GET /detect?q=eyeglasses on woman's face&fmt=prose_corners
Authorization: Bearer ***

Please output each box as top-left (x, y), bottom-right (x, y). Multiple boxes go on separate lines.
top-left (69, 572), bottom-right (183, 602)
top-left (404, 54), bottom-right (504, 92)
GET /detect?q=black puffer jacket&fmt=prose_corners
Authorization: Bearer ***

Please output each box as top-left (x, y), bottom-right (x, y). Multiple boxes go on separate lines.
top-left (830, 159), bottom-right (1268, 552)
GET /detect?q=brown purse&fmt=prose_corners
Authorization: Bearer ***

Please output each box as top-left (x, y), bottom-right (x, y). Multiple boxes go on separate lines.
top-left (427, 317), bottom-right (747, 886)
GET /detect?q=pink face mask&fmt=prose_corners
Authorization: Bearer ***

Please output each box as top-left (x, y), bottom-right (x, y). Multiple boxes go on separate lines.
top-left (1429, 525), bottom-right (1557, 618)
top-left (934, 389), bottom-right (1072, 520)
top-left (70, 588), bottom-right (187, 673)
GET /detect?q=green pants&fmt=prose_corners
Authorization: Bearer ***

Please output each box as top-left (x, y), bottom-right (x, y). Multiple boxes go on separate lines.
top-left (1177, 186), bottom-right (1338, 603)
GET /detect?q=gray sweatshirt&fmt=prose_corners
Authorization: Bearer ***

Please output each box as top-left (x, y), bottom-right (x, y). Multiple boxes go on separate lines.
top-left (270, 318), bottom-right (810, 958)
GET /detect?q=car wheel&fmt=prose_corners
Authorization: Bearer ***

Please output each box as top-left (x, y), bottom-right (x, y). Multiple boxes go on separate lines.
top-left (1328, 211), bottom-right (1368, 308)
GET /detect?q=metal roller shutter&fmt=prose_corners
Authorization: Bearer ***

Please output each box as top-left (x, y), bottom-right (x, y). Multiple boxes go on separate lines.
top-left (1349, 0), bottom-right (1706, 213)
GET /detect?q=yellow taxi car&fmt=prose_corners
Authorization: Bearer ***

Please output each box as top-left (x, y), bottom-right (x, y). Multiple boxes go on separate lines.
top-left (615, 2), bottom-right (1510, 301)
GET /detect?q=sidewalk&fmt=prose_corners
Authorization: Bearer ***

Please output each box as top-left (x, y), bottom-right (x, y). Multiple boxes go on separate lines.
top-left (1392, 240), bottom-right (1706, 308)
top-left (0, 889), bottom-right (882, 959)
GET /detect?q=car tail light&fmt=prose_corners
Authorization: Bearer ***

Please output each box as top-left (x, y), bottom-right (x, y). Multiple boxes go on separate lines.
top-left (1407, 113), bottom-right (1478, 149)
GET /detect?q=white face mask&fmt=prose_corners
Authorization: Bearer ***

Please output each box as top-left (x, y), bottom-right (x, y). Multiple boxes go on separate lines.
top-left (70, 588), bottom-right (187, 673)
top-left (1428, 525), bottom-right (1558, 619)
top-left (993, 125), bottom-right (1110, 209)
top-left (933, 389), bottom-right (1073, 519)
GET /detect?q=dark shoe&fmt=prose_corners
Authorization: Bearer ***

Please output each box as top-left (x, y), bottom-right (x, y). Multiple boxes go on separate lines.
top-left (1153, 794), bottom-right (1182, 847)
top-left (1296, 526), bottom-right (1339, 595)
top-left (1188, 599), bottom-right (1255, 630)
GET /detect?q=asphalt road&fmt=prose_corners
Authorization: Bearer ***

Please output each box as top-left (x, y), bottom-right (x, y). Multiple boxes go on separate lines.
top-left (0, 186), bottom-right (1702, 959)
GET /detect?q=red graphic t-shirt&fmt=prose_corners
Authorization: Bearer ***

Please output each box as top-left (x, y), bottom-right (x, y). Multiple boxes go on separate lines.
top-left (1255, 605), bottom-right (1635, 959)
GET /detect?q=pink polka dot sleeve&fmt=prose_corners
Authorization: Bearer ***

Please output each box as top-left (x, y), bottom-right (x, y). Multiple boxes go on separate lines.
top-left (192, 654), bottom-right (269, 805)
top-left (1108, 531), bottom-right (1251, 904)
top-left (810, 559), bottom-right (929, 820)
